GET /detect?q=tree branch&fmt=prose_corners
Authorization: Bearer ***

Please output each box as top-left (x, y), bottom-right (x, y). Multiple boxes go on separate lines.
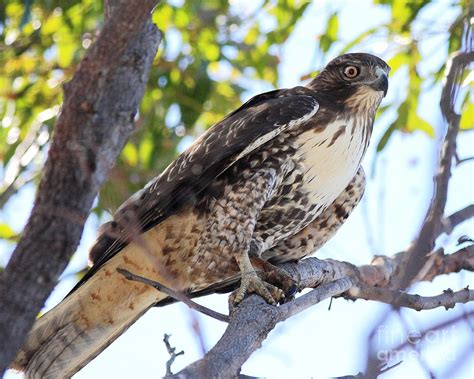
top-left (349, 285), bottom-right (473, 311)
top-left (163, 334), bottom-right (184, 376)
top-left (364, 32), bottom-right (473, 376)
top-left (441, 204), bottom-right (474, 235)
top-left (117, 268), bottom-right (230, 323)
top-left (395, 50), bottom-right (474, 289)
top-left (173, 278), bottom-right (352, 379)
top-left (172, 244), bottom-right (474, 378)
top-left (0, 0), bottom-right (161, 373)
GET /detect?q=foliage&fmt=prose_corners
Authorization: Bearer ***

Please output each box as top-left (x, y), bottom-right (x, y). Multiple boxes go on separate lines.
top-left (0, 0), bottom-right (471, 247)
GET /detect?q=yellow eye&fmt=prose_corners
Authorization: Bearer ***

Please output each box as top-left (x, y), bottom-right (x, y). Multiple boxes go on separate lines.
top-left (343, 65), bottom-right (359, 78)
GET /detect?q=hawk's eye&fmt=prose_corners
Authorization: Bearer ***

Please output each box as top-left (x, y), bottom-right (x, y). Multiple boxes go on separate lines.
top-left (343, 65), bottom-right (359, 79)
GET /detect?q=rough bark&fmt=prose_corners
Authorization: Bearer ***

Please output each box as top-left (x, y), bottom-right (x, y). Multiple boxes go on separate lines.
top-left (168, 245), bottom-right (473, 378)
top-left (0, 0), bottom-right (161, 373)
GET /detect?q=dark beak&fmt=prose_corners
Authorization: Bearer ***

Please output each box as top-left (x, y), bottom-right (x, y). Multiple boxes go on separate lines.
top-left (371, 68), bottom-right (388, 96)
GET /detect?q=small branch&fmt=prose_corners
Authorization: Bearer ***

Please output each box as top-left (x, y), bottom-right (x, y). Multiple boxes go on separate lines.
top-left (170, 295), bottom-right (278, 379)
top-left (441, 204), bottom-right (474, 235)
top-left (391, 311), bottom-right (474, 354)
top-left (278, 277), bottom-right (354, 319)
top-left (415, 244), bottom-right (474, 282)
top-left (395, 50), bottom-right (474, 290)
top-left (281, 244), bottom-right (474, 292)
top-left (163, 334), bottom-right (184, 377)
top-left (455, 153), bottom-right (474, 166)
top-left (379, 361), bottom-right (403, 375)
top-left (335, 373), bottom-right (365, 379)
top-left (348, 285), bottom-right (474, 311)
top-left (117, 268), bottom-right (230, 323)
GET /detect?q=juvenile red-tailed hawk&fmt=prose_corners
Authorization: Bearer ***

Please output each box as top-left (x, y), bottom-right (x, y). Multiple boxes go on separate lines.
top-left (13, 52), bottom-right (389, 378)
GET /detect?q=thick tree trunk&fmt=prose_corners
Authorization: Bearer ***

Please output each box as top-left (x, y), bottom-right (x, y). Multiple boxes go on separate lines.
top-left (0, 0), bottom-right (161, 373)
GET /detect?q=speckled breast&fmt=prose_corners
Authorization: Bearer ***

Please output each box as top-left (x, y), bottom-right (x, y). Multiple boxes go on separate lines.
top-left (253, 115), bottom-right (371, 253)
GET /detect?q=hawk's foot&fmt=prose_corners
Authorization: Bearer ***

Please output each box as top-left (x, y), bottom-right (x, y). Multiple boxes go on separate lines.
top-left (230, 253), bottom-right (298, 306)
top-left (250, 256), bottom-right (298, 302)
top-left (230, 271), bottom-right (284, 306)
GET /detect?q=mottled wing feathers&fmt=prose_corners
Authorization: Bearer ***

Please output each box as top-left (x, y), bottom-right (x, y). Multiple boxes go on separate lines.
top-left (71, 88), bottom-right (319, 293)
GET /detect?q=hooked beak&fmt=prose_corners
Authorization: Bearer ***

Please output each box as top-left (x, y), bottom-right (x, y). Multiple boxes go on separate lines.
top-left (371, 67), bottom-right (389, 97)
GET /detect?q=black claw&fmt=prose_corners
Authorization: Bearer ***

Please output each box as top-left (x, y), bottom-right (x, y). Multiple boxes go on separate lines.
top-left (279, 284), bottom-right (298, 304)
top-left (286, 284), bottom-right (298, 298)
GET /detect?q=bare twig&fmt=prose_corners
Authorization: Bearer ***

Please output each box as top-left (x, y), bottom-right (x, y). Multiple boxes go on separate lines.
top-left (407, 311), bottom-right (472, 350)
top-left (279, 277), bottom-right (354, 319)
top-left (348, 285), bottom-right (473, 311)
top-left (163, 334), bottom-right (184, 376)
top-left (117, 268), bottom-right (230, 323)
top-left (281, 244), bottom-right (474, 291)
top-left (379, 361), bottom-right (403, 375)
top-left (335, 373), bottom-right (365, 379)
top-left (0, 172), bottom-right (38, 210)
top-left (441, 204), bottom-right (474, 235)
top-left (455, 153), bottom-right (474, 166)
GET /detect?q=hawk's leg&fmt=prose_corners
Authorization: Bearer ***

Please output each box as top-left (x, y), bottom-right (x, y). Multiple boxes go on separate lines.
top-left (203, 167), bottom-right (288, 306)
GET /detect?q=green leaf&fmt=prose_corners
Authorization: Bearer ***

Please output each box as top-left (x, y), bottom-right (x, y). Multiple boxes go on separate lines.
top-left (0, 223), bottom-right (17, 240)
top-left (319, 13), bottom-right (338, 53)
top-left (387, 51), bottom-right (409, 72)
top-left (376, 121), bottom-right (398, 152)
top-left (407, 113), bottom-right (435, 137)
top-left (460, 102), bottom-right (473, 130)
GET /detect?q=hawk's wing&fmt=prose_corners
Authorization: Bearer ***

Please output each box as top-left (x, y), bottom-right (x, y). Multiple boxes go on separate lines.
top-left (71, 87), bottom-right (319, 293)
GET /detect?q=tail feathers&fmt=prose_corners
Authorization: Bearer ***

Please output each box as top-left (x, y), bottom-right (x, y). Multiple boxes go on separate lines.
top-left (11, 296), bottom-right (78, 373)
top-left (20, 307), bottom-right (152, 379)
top-left (11, 218), bottom-right (197, 378)
top-left (12, 290), bottom-right (165, 379)
top-left (25, 323), bottom-right (85, 379)
top-left (11, 243), bottom-right (169, 378)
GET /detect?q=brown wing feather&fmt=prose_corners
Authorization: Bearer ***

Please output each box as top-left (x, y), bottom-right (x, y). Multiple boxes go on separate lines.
top-left (70, 87), bottom-right (319, 294)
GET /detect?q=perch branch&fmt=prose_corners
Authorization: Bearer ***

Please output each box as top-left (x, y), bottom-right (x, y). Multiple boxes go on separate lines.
top-left (173, 278), bottom-right (351, 379)
top-left (172, 243), bottom-right (474, 378)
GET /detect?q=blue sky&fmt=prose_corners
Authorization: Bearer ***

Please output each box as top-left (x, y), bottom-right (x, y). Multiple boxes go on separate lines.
top-left (3, 0), bottom-right (473, 378)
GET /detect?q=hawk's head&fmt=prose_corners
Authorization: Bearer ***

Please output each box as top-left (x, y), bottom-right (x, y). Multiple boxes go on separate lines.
top-left (308, 53), bottom-right (390, 111)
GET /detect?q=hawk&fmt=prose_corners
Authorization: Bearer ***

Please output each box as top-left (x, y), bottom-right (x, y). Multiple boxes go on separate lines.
top-left (13, 53), bottom-right (389, 378)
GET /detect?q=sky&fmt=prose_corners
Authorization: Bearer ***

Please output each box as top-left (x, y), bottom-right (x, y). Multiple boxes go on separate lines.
top-left (3, 0), bottom-right (474, 378)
